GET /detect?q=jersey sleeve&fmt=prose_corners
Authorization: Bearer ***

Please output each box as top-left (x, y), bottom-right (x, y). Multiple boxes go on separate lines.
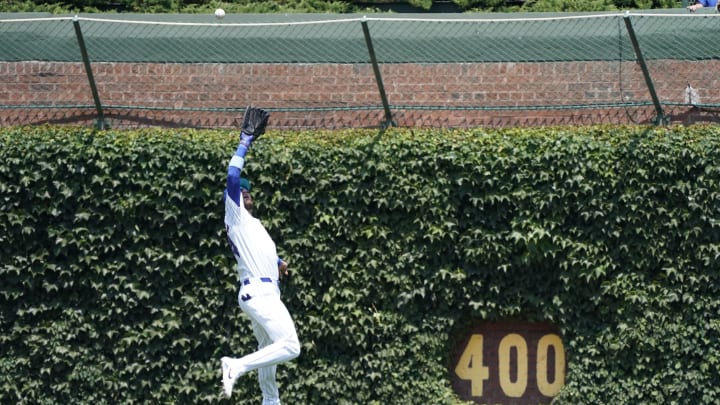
top-left (226, 133), bottom-right (254, 206)
top-left (226, 154), bottom-right (245, 206)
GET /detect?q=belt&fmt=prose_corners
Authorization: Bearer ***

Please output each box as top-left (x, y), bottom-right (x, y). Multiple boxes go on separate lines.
top-left (240, 277), bottom-right (277, 302)
top-left (242, 277), bottom-right (276, 286)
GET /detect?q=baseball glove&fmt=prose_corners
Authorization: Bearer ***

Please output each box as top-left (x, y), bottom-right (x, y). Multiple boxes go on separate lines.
top-left (241, 106), bottom-right (270, 138)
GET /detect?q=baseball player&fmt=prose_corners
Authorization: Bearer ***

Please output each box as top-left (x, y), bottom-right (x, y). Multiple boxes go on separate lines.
top-left (221, 106), bottom-right (301, 403)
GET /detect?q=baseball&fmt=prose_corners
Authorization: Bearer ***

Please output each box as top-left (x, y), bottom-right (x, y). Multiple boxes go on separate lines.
top-left (214, 8), bottom-right (225, 19)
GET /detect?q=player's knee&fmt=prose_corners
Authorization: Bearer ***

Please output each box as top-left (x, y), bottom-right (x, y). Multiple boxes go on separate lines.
top-left (285, 336), bottom-right (301, 359)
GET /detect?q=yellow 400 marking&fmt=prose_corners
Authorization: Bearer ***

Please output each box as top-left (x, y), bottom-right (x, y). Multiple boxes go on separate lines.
top-left (455, 333), bottom-right (565, 398)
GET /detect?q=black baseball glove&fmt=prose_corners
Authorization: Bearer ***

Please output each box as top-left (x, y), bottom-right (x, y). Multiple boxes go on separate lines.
top-left (241, 106), bottom-right (270, 138)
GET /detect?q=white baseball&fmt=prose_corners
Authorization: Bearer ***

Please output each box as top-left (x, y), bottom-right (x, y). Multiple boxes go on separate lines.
top-left (214, 8), bottom-right (225, 19)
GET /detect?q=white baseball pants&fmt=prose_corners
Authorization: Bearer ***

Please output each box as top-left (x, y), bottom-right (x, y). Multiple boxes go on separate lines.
top-left (236, 277), bottom-right (300, 404)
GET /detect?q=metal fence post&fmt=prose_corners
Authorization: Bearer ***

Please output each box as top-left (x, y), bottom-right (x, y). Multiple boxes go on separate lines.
top-left (361, 17), bottom-right (395, 129)
top-left (622, 12), bottom-right (668, 125)
top-left (72, 16), bottom-right (106, 130)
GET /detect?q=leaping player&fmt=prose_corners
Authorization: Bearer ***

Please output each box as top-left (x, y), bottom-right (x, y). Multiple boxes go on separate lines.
top-left (221, 106), bottom-right (301, 404)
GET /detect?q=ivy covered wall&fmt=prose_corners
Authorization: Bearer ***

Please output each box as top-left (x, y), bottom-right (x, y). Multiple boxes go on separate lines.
top-left (1, 125), bottom-right (719, 404)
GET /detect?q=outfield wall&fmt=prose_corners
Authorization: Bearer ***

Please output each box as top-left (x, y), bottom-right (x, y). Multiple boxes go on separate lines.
top-left (1, 60), bottom-right (717, 129)
top-left (2, 126), bottom-right (719, 404)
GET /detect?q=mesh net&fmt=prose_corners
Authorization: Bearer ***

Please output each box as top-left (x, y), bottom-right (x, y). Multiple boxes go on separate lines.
top-left (1, 10), bottom-right (718, 129)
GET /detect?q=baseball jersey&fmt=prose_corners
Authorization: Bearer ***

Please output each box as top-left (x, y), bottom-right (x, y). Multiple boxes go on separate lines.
top-left (225, 155), bottom-right (279, 281)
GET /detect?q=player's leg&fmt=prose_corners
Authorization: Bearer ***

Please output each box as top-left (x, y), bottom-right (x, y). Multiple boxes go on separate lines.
top-left (222, 288), bottom-right (299, 398)
top-left (258, 365), bottom-right (280, 405)
top-left (252, 318), bottom-right (281, 405)
top-left (236, 292), bottom-right (300, 372)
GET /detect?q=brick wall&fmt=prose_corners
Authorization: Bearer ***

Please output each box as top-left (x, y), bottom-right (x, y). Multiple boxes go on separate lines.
top-left (1, 60), bottom-right (716, 129)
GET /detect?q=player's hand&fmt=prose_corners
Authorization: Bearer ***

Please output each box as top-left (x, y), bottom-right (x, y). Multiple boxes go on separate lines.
top-left (241, 106), bottom-right (270, 139)
top-left (278, 260), bottom-right (289, 279)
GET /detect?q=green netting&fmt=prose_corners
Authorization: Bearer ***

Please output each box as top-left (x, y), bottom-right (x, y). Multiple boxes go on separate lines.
top-left (0, 14), bottom-right (371, 63)
top-left (1, 10), bottom-right (719, 128)
top-left (630, 13), bottom-right (720, 60)
top-left (0, 17), bottom-right (80, 61)
top-left (367, 15), bottom-right (626, 63)
top-left (1, 11), bottom-right (719, 63)
top-left (78, 19), bottom-right (368, 63)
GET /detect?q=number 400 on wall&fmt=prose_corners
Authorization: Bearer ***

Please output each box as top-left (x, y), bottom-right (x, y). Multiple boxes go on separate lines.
top-left (453, 331), bottom-right (565, 403)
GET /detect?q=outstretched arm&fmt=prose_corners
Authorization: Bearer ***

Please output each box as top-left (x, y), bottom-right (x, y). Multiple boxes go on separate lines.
top-left (226, 135), bottom-right (252, 206)
top-left (225, 106), bottom-right (270, 205)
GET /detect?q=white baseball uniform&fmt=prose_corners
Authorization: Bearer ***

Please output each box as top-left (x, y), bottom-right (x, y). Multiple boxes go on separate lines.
top-left (223, 147), bottom-right (300, 404)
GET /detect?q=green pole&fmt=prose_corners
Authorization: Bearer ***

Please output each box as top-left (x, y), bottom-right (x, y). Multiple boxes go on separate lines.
top-left (623, 12), bottom-right (668, 125)
top-left (361, 17), bottom-right (395, 129)
top-left (73, 16), bottom-right (106, 130)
